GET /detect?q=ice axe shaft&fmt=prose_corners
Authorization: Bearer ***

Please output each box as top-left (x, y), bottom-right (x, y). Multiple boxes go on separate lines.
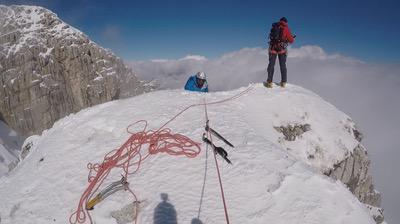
top-left (205, 125), bottom-right (234, 148)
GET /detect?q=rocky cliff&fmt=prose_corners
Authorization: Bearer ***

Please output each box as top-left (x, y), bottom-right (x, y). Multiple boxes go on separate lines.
top-left (325, 135), bottom-right (384, 223)
top-left (0, 5), bottom-right (155, 136)
top-left (275, 124), bottom-right (384, 223)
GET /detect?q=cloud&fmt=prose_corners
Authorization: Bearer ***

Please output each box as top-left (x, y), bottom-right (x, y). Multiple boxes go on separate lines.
top-left (128, 45), bottom-right (400, 223)
top-left (128, 46), bottom-right (366, 91)
top-left (129, 47), bottom-right (266, 90)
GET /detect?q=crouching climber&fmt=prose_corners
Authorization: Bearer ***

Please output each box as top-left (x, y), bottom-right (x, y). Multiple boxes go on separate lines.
top-left (184, 72), bottom-right (209, 92)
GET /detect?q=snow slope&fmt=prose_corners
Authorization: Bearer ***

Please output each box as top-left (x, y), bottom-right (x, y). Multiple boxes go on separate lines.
top-left (0, 83), bottom-right (374, 224)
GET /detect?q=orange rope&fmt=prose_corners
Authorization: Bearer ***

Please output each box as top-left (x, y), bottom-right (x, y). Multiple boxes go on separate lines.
top-left (69, 120), bottom-right (201, 224)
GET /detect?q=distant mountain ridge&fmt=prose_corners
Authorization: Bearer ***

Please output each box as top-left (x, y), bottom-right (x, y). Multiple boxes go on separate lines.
top-left (0, 5), bottom-right (156, 136)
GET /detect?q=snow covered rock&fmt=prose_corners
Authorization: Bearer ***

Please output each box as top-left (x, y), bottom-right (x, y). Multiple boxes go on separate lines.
top-left (325, 144), bottom-right (381, 206)
top-left (0, 84), bottom-right (382, 223)
top-left (0, 121), bottom-right (24, 176)
top-left (325, 145), bottom-right (383, 223)
top-left (274, 123), bottom-right (311, 141)
top-left (367, 205), bottom-right (385, 224)
top-left (0, 5), bottom-right (155, 136)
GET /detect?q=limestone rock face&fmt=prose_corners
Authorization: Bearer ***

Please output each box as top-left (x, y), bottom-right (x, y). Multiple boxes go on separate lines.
top-left (326, 145), bottom-right (381, 207)
top-left (274, 123), bottom-right (383, 223)
top-left (323, 127), bottom-right (382, 221)
top-left (0, 5), bottom-right (155, 136)
top-left (325, 131), bottom-right (383, 224)
top-left (325, 142), bottom-right (383, 224)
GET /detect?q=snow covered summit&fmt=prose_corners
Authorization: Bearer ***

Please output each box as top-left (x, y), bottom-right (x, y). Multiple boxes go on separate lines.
top-left (0, 84), bottom-right (382, 223)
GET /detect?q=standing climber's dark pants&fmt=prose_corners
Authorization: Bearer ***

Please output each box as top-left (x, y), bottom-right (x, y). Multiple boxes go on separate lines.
top-left (267, 53), bottom-right (287, 83)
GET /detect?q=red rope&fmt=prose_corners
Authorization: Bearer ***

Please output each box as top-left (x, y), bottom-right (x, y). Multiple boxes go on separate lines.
top-left (204, 99), bottom-right (230, 224)
top-left (69, 120), bottom-right (201, 224)
top-left (69, 85), bottom-right (254, 224)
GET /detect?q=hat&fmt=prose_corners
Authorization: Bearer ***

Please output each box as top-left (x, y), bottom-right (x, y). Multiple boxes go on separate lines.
top-left (196, 72), bottom-right (206, 80)
top-left (280, 17), bottom-right (288, 23)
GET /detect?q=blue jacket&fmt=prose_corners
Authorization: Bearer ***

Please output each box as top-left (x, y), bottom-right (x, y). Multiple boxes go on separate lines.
top-left (184, 75), bottom-right (208, 92)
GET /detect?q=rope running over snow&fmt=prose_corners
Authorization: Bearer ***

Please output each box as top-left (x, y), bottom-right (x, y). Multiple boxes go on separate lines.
top-left (69, 85), bottom-right (254, 224)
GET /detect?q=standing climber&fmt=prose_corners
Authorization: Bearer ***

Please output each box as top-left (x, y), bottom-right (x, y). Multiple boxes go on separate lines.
top-left (184, 71), bottom-right (209, 92)
top-left (264, 17), bottom-right (295, 88)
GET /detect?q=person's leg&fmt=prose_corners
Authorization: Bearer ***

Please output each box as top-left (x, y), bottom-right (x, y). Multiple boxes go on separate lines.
top-left (267, 53), bottom-right (277, 83)
top-left (278, 53), bottom-right (287, 83)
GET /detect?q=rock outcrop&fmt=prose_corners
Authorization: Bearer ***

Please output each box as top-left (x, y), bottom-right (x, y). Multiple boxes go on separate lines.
top-left (274, 124), bottom-right (311, 141)
top-left (0, 5), bottom-right (155, 136)
top-left (275, 123), bottom-right (384, 223)
top-left (324, 130), bottom-right (383, 223)
top-left (325, 145), bottom-right (381, 207)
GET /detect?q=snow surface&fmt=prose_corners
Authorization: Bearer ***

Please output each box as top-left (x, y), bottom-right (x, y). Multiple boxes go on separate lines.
top-left (0, 84), bottom-right (374, 224)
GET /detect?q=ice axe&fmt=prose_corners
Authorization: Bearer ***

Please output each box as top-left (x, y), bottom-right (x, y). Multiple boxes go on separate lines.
top-left (202, 133), bottom-right (232, 165)
top-left (205, 120), bottom-right (234, 148)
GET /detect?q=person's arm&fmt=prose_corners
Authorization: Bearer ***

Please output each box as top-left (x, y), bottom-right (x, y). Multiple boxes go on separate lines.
top-left (184, 77), bottom-right (192, 90)
top-left (284, 27), bottom-right (295, 44)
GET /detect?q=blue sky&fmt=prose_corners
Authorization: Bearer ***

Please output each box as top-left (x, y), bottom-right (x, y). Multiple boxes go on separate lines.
top-left (4, 0), bottom-right (400, 61)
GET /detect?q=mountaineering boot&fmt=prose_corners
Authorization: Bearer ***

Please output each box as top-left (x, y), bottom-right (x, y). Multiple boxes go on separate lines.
top-left (263, 81), bottom-right (273, 88)
top-left (280, 82), bottom-right (286, 88)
